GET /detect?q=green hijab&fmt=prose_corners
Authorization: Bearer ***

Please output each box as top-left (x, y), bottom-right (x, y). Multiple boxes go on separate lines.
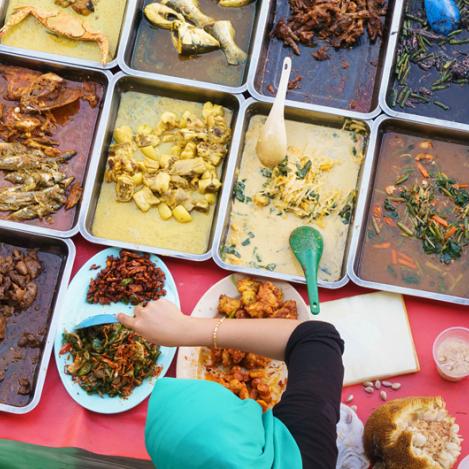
top-left (145, 378), bottom-right (302, 469)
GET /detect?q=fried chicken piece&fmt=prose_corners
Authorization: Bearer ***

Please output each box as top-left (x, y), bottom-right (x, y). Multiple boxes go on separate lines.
top-left (17, 377), bottom-right (31, 395)
top-left (273, 299), bottom-right (298, 319)
top-left (245, 353), bottom-right (270, 369)
top-left (237, 278), bottom-right (259, 306)
top-left (218, 294), bottom-right (242, 317)
top-left (257, 281), bottom-right (283, 309)
top-left (235, 309), bottom-right (249, 319)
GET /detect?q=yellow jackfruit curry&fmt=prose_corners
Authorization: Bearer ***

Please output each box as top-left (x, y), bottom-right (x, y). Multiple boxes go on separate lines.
top-left (92, 92), bottom-right (232, 255)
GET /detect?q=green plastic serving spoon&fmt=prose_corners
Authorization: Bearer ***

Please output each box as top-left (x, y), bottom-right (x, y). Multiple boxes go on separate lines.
top-left (289, 226), bottom-right (324, 315)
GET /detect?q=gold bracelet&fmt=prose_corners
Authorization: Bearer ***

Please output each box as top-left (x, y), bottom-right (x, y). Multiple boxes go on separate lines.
top-left (212, 316), bottom-right (226, 349)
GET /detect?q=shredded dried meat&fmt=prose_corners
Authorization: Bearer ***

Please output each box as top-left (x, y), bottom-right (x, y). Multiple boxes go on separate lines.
top-left (273, 0), bottom-right (387, 58)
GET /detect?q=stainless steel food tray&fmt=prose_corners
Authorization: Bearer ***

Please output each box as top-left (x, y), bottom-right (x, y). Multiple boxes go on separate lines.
top-left (0, 51), bottom-right (113, 239)
top-left (378, 2), bottom-right (469, 132)
top-left (212, 98), bottom-right (372, 289)
top-left (0, 227), bottom-right (75, 414)
top-left (246, 0), bottom-right (404, 120)
top-left (118, 0), bottom-right (266, 94)
top-left (0, 0), bottom-right (136, 70)
top-left (80, 72), bottom-right (245, 261)
top-left (347, 114), bottom-right (469, 305)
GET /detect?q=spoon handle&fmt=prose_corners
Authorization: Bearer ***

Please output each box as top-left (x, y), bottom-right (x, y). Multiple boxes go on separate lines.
top-left (271, 57), bottom-right (292, 115)
top-left (303, 249), bottom-right (320, 315)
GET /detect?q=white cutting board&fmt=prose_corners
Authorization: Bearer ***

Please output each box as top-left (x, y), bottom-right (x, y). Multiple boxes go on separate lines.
top-left (313, 292), bottom-right (420, 385)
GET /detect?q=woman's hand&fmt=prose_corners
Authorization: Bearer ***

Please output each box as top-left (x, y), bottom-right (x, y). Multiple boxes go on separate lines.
top-left (118, 299), bottom-right (190, 346)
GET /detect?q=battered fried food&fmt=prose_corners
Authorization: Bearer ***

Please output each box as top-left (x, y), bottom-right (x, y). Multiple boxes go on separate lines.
top-left (201, 277), bottom-right (298, 410)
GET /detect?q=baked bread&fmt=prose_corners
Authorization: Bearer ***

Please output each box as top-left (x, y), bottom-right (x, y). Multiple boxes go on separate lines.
top-left (364, 396), bottom-right (462, 469)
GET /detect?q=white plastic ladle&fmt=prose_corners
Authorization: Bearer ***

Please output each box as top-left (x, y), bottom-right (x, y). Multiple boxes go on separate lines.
top-left (256, 57), bottom-right (292, 168)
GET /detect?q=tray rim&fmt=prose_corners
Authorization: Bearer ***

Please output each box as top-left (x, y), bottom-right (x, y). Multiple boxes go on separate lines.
top-left (79, 71), bottom-right (246, 262)
top-left (0, 230), bottom-right (76, 414)
top-left (346, 113), bottom-right (469, 306)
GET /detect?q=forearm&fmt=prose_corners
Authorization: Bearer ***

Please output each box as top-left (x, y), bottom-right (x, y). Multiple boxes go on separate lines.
top-left (184, 317), bottom-right (301, 361)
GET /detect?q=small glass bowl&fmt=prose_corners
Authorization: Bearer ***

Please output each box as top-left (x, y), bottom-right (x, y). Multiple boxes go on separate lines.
top-left (432, 327), bottom-right (469, 382)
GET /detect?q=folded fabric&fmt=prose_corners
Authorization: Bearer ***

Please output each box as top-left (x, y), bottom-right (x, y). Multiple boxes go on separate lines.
top-left (336, 404), bottom-right (369, 469)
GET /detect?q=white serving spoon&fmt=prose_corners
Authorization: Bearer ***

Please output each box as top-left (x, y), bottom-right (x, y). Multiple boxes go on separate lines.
top-left (256, 56), bottom-right (292, 168)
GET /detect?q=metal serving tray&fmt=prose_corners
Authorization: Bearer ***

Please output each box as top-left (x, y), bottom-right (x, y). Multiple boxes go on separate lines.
top-left (246, 0), bottom-right (404, 120)
top-left (118, 0), bottom-right (266, 94)
top-left (0, 227), bottom-right (75, 414)
top-left (0, 51), bottom-right (113, 239)
top-left (379, 0), bottom-right (469, 132)
top-left (212, 98), bottom-right (372, 289)
top-left (347, 114), bottom-right (469, 305)
top-left (80, 72), bottom-right (244, 261)
top-left (0, 0), bottom-right (136, 70)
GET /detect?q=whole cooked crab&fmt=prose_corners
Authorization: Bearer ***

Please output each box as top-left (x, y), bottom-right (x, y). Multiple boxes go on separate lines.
top-left (0, 6), bottom-right (109, 63)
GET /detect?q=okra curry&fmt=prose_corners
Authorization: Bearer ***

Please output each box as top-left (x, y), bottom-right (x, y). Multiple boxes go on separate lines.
top-left (359, 132), bottom-right (469, 298)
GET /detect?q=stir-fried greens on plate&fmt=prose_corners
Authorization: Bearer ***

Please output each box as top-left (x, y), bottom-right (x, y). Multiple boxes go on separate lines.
top-left (61, 323), bottom-right (162, 399)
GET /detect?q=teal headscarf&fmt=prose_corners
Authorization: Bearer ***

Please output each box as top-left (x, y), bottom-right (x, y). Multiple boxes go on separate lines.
top-left (145, 378), bottom-right (302, 469)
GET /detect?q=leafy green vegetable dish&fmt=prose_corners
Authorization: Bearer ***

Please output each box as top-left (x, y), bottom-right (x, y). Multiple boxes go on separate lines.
top-left (61, 324), bottom-right (161, 398)
top-left (359, 131), bottom-right (469, 298)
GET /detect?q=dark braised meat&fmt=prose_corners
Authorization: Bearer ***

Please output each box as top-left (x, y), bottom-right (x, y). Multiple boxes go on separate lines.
top-left (273, 0), bottom-right (387, 58)
top-left (313, 46), bottom-right (330, 61)
top-left (17, 333), bottom-right (42, 348)
top-left (0, 65), bottom-right (99, 156)
top-left (0, 249), bottom-right (42, 342)
top-left (17, 378), bottom-right (31, 395)
top-left (0, 316), bottom-right (6, 341)
top-left (288, 75), bottom-right (303, 89)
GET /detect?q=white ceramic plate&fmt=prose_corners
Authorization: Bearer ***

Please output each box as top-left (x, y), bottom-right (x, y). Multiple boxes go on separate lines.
top-left (54, 247), bottom-right (179, 414)
top-left (176, 274), bottom-right (309, 384)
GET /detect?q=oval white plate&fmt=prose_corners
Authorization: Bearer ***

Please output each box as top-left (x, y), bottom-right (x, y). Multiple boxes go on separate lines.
top-left (54, 247), bottom-right (179, 414)
top-left (176, 274), bottom-right (309, 382)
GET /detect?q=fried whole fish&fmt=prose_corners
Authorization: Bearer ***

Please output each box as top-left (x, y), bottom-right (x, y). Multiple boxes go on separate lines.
top-left (208, 20), bottom-right (247, 65)
top-left (161, 0), bottom-right (214, 28)
top-left (172, 22), bottom-right (220, 55)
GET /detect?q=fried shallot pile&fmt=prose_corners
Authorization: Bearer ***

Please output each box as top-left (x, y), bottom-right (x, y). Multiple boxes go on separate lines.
top-left (202, 278), bottom-right (298, 411)
top-left (272, 0), bottom-right (387, 56)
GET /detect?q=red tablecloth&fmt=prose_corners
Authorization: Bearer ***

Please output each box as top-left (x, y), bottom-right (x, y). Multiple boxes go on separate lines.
top-left (1, 235), bottom-right (468, 464)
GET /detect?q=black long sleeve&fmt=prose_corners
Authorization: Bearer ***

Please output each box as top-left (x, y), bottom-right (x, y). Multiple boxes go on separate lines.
top-left (272, 321), bottom-right (345, 469)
